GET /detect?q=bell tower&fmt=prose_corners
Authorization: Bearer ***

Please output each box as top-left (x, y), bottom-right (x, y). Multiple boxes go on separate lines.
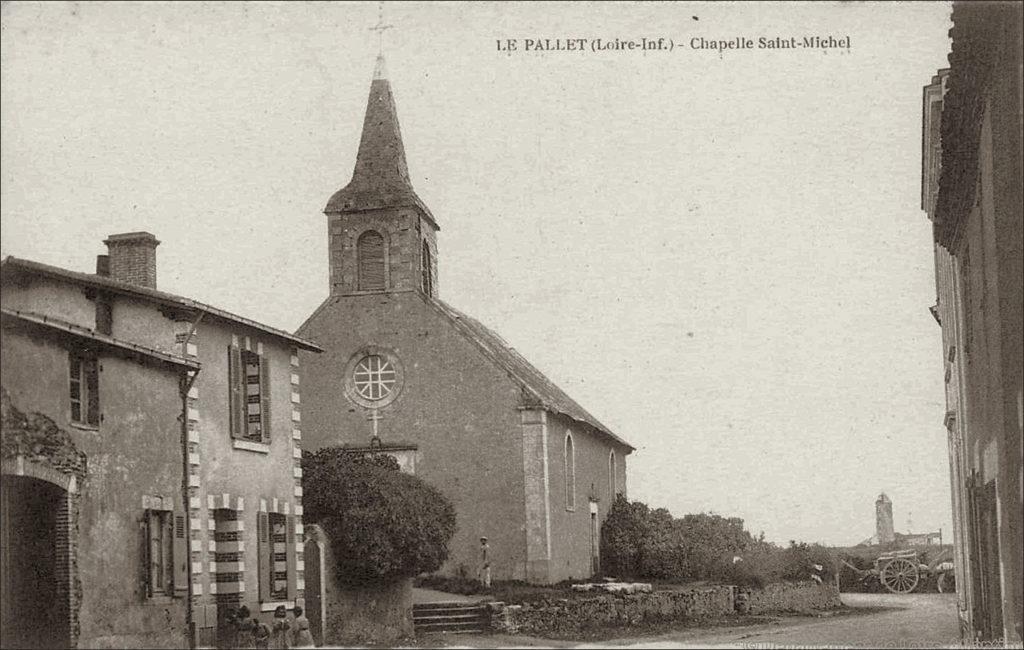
top-left (324, 55), bottom-right (439, 299)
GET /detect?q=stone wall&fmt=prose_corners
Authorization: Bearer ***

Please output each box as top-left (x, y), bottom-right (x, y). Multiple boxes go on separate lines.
top-left (493, 582), bottom-right (841, 636)
top-left (738, 581), bottom-right (842, 615)
top-left (494, 586), bottom-right (735, 636)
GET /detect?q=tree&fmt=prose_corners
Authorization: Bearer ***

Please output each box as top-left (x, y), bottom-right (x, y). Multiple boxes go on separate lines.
top-left (302, 448), bottom-right (457, 586)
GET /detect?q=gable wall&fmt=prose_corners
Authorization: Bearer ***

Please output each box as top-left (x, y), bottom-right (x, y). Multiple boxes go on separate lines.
top-left (298, 292), bottom-right (528, 580)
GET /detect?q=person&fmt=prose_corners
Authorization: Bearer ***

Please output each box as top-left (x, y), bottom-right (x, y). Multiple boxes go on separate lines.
top-left (234, 606), bottom-right (255, 649)
top-left (270, 605), bottom-right (291, 649)
top-left (290, 606), bottom-right (315, 649)
top-left (252, 617), bottom-right (271, 650)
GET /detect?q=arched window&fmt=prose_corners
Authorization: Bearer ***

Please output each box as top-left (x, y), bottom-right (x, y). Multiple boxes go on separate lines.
top-left (609, 450), bottom-right (617, 500)
top-left (421, 240), bottom-right (433, 295)
top-left (564, 432), bottom-right (576, 510)
top-left (357, 230), bottom-right (386, 291)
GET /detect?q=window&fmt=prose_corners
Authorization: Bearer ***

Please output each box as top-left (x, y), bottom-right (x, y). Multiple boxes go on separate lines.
top-left (145, 509), bottom-right (187, 598)
top-left (357, 230), bottom-right (386, 291)
top-left (564, 433), bottom-right (576, 510)
top-left (353, 354), bottom-right (396, 401)
top-left (228, 344), bottom-right (270, 443)
top-left (609, 450), bottom-right (617, 500)
top-left (421, 240), bottom-right (433, 295)
top-left (257, 511), bottom-right (297, 604)
top-left (69, 352), bottom-right (99, 426)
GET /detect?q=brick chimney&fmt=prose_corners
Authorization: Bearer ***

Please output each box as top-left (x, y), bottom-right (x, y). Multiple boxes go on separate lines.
top-left (103, 232), bottom-right (160, 289)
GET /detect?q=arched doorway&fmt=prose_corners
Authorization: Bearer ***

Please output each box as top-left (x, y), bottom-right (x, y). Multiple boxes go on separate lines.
top-left (1, 474), bottom-right (71, 649)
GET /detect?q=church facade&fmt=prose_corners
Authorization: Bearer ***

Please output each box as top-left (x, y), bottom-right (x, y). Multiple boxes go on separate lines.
top-left (298, 57), bottom-right (634, 584)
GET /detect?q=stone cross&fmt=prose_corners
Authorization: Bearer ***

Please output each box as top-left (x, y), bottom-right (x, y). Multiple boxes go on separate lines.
top-left (367, 408), bottom-right (383, 438)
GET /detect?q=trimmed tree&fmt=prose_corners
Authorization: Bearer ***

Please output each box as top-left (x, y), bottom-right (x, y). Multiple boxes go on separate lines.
top-left (302, 448), bottom-right (457, 587)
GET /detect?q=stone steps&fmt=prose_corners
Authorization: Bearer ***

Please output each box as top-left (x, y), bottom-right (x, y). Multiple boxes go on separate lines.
top-left (413, 602), bottom-right (489, 635)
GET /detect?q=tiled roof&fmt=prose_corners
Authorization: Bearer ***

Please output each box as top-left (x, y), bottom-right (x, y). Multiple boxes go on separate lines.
top-left (0, 257), bottom-right (322, 352)
top-left (324, 58), bottom-right (439, 229)
top-left (427, 298), bottom-right (634, 451)
top-left (1, 308), bottom-right (201, 371)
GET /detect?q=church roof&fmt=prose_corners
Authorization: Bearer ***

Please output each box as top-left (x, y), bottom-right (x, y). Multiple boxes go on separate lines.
top-left (428, 298), bottom-right (634, 452)
top-left (324, 56), bottom-right (438, 229)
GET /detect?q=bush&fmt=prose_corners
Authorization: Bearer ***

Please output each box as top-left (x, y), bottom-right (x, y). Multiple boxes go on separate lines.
top-left (303, 448), bottom-right (457, 586)
top-left (600, 495), bottom-right (835, 587)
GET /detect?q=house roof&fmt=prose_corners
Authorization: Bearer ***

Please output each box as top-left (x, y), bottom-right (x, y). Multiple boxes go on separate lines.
top-left (1, 257), bottom-right (322, 352)
top-left (323, 55), bottom-right (439, 229)
top-left (427, 297), bottom-right (634, 452)
top-left (1, 308), bottom-right (201, 371)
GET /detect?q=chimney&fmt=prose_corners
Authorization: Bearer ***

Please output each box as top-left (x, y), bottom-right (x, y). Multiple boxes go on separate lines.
top-left (95, 255), bottom-right (110, 277)
top-left (103, 232), bottom-right (160, 289)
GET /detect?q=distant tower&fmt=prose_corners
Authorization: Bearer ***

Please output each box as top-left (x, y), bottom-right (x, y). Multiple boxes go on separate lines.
top-left (876, 493), bottom-right (895, 544)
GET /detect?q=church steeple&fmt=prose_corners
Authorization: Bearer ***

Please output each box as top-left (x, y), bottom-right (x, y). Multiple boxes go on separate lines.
top-left (324, 55), bottom-right (434, 223)
top-left (324, 53), bottom-right (439, 299)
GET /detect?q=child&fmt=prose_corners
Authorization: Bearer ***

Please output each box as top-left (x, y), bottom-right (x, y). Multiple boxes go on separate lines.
top-left (253, 617), bottom-right (271, 650)
top-left (270, 605), bottom-right (291, 649)
top-left (290, 606), bottom-right (315, 649)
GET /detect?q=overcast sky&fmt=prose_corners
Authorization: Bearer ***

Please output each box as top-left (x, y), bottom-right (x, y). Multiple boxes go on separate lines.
top-left (1, 1), bottom-right (954, 546)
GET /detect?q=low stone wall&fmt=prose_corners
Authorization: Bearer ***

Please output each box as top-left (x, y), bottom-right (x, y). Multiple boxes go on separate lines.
top-left (493, 582), bottom-right (841, 636)
top-left (494, 586), bottom-right (735, 636)
top-left (738, 581), bottom-right (842, 615)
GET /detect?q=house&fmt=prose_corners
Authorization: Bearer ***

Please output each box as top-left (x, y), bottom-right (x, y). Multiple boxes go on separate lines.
top-left (297, 56), bottom-right (635, 584)
top-left (1, 232), bottom-right (321, 647)
top-left (922, 2), bottom-right (1023, 642)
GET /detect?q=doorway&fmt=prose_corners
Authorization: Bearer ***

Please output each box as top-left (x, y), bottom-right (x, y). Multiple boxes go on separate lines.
top-left (1, 475), bottom-right (71, 649)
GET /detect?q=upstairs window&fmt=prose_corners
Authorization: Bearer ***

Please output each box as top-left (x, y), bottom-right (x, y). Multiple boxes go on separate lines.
top-left (421, 240), bottom-right (433, 296)
top-left (69, 352), bottom-right (99, 426)
top-left (358, 230), bottom-right (386, 291)
top-left (228, 343), bottom-right (271, 443)
top-left (564, 432), bottom-right (576, 511)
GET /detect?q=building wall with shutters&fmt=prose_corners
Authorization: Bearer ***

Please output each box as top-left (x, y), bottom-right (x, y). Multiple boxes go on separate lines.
top-left (187, 317), bottom-right (304, 627)
top-left (1, 320), bottom-right (189, 648)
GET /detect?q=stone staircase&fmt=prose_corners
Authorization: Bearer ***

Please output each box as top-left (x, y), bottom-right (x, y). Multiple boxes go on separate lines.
top-left (413, 601), bottom-right (490, 635)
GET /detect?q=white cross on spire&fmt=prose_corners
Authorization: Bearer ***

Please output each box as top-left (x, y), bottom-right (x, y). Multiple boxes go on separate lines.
top-left (369, 2), bottom-right (394, 57)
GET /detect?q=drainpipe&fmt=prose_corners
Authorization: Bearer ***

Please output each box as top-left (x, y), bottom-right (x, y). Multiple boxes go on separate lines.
top-left (179, 311), bottom-right (204, 649)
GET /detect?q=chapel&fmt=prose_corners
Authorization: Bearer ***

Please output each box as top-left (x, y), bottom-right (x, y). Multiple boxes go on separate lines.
top-left (297, 55), bottom-right (633, 583)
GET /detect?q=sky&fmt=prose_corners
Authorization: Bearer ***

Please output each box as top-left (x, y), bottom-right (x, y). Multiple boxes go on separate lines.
top-left (0, 1), bottom-right (955, 546)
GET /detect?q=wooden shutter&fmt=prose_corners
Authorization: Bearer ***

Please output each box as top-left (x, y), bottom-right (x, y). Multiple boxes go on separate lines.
top-left (286, 515), bottom-right (298, 601)
top-left (172, 512), bottom-right (188, 596)
top-left (258, 511), bottom-right (271, 602)
top-left (228, 345), bottom-right (243, 438)
top-left (85, 357), bottom-right (100, 426)
top-left (145, 511), bottom-right (158, 597)
top-left (259, 356), bottom-right (271, 443)
top-left (357, 231), bottom-right (386, 291)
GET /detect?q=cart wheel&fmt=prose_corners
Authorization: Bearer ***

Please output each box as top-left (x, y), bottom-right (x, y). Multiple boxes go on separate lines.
top-left (881, 558), bottom-right (920, 594)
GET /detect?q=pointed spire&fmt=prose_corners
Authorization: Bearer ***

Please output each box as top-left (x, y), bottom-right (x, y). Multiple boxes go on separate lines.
top-left (324, 58), bottom-right (438, 228)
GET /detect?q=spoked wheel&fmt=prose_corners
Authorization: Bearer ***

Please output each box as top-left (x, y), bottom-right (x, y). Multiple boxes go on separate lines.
top-left (881, 558), bottom-right (920, 594)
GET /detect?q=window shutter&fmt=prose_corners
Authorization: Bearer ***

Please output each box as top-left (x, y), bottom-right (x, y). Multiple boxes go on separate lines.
top-left (228, 345), bottom-right (243, 438)
top-left (358, 231), bottom-right (386, 291)
top-left (172, 512), bottom-right (188, 596)
top-left (86, 357), bottom-right (100, 426)
top-left (258, 511), bottom-right (271, 602)
top-left (259, 357), bottom-right (271, 443)
top-left (286, 515), bottom-right (297, 601)
top-left (145, 511), bottom-right (157, 597)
